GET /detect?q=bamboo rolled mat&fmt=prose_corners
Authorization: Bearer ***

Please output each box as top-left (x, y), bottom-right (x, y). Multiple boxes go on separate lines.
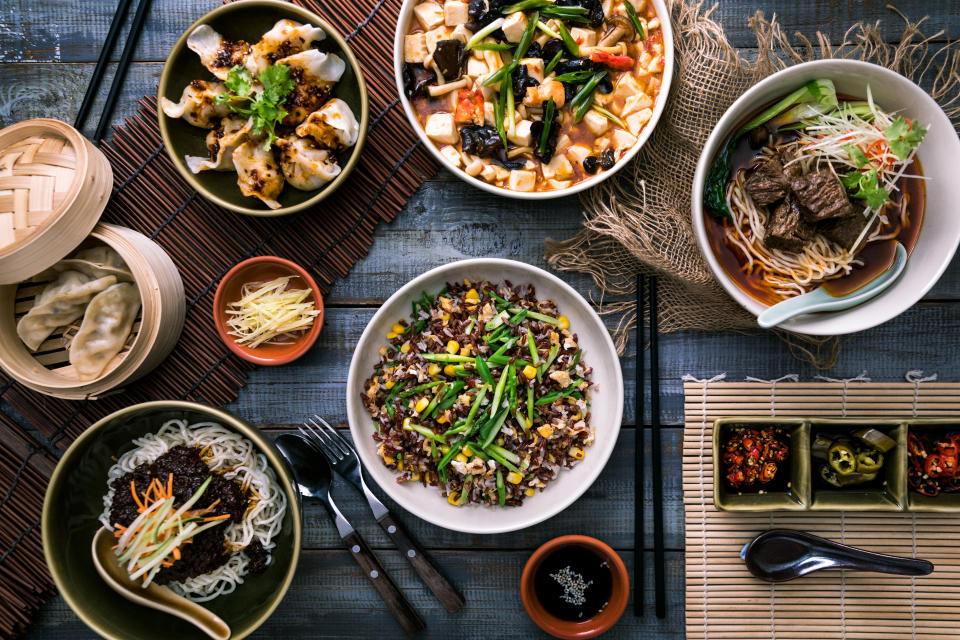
top-left (0, 0), bottom-right (439, 635)
top-left (683, 377), bottom-right (960, 640)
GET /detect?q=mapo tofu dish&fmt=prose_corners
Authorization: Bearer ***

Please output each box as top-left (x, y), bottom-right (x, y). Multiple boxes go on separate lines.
top-left (402, 0), bottom-right (665, 193)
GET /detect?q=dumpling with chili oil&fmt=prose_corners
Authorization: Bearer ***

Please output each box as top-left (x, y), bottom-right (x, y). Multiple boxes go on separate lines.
top-left (160, 80), bottom-right (233, 128)
top-left (187, 24), bottom-right (253, 80)
top-left (295, 98), bottom-right (359, 152)
top-left (69, 282), bottom-right (141, 381)
top-left (276, 135), bottom-right (341, 190)
top-left (232, 140), bottom-right (284, 209)
top-left (247, 19), bottom-right (326, 75)
top-left (185, 116), bottom-right (253, 173)
top-left (276, 49), bottom-right (346, 125)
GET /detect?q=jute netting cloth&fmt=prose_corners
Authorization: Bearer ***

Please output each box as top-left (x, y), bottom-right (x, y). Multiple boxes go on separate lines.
top-left (683, 375), bottom-right (960, 639)
top-left (545, 2), bottom-right (960, 361)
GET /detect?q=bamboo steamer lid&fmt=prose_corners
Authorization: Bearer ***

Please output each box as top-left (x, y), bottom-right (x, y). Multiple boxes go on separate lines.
top-left (0, 119), bottom-right (112, 284)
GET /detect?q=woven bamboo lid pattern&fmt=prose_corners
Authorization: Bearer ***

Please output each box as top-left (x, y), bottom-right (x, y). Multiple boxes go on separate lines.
top-left (0, 119), bottom-right (111, 284)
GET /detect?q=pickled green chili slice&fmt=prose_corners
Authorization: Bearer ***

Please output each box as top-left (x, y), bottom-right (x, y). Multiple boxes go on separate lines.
top-left (828, 442), bottom-right (857, 475)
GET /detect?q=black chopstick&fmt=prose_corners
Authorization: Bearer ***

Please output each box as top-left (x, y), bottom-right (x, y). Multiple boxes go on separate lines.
top-left (650, 276), bottom-right (666, 618)
top-left (74, 0), bottom-right (135, 132)
top-left (93, 0), bottom-right (155, 143)
top-left (633, 274), bottom-right (645, 616)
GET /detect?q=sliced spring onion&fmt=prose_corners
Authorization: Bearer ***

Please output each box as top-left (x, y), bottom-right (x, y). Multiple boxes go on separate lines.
top-left (571, 71), bottom-right (606, 122)
top-left (503, 0), bottom-right (552, 13)
top-left (469, 42), bottom-right (515, 51)
top-left (536, 20), bottom-right (561, 39)
top-left (590, 103), bottom-right (626, 128)
top-left (624, 1), bottom-right (646, 40)
top-left (551, 70), bottom-right (596, 84)
top-left (544, 50), bottom-right (563, 75)
top-left (514, 10), bottom-right (540, 59)
top-left (556, 21), bottom-right (580, 57)
top-left (466, 17), bottom-right (505, 50)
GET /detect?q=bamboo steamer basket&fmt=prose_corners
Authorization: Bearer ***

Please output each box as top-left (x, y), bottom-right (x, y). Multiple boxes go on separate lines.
top-left (0, 118), bottom-right (112, 284)
top-left (0, 119), bottom-right (186, 399)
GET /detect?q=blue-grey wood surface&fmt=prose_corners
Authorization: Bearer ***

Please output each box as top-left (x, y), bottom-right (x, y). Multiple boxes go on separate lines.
top-left (2, 0), bottom-right (959, 637)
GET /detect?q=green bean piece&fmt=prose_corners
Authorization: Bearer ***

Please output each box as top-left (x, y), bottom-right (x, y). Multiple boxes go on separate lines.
top-left (463, 385), bottom-right (488, 434)
top-left (485, 310), bottom-right (509, 331)
top-left (507, 364), bottom-right (518, 411)
top-left (485, 445), bottom-right (521, 473)
top-left (507, 309), bottom-right (528, 325)
top-left (437, 437), bottom-right (466, 473)
top-left (508, 307), bottom-right (558, 325)
top-left (492, 337), bottom-right (517, 358)
top-left (403, 421), bottom-right (445, 442)
top-left (475, 356), bottom-right (495, 387)
top-left (515, 408), bottom-right (530, 432)
top-left (567, 348), bottom-right (582, 370)
top-left (481, 407), bottom-right (511, 449)
top-left (539, 344), bottom-right (560, 378)
top-left (397, 380), bottom-right (445, 399)
top-left (527, 384), bottom-right (534, 426)
top-left (466, 443), bottom-right (490, 461)
top-left (497, 469), bottom-right (506, 506)
top-left (458, 475), bottom-right (472, 505)
top-left (488, 354), bottom-right (533, 368)
top-left (430, 439), bottom-right (439, 459)
top-left (465, 318), bottom-right (476, 335)
top-left (624, 0), bottom-right (646, 40)
top-left (421, 383), bottom-right (447, 418)
top-left (421, 353), bottom-right (474, 363)
top-left (491, 366), bottom-right (509, 414)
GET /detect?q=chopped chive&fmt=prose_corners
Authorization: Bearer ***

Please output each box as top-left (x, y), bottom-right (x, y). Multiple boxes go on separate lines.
top-left (469, 42), bottom-right (516, 51)
top-left (556, 21), bottom-right (579, 57)
top-left (536, 20), bottom-right (561, 40)
top-left (591, 103), bottom-right (626, 128)
top-left (544, 49), bottom-right (563, 75)
top-left (466, 17), bottom-right (506, 50)
top-left (624, 1), bottom-right (646, 40)
top-left (539, 98), bottom-right (556, 154)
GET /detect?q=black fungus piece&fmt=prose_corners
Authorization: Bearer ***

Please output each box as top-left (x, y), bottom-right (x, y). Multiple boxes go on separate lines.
top-left (524, 41), bottom-right (543, 60)
top-left (461, 125), bottom-right (504, 157)
top-left (512, 63), bottom-right (540, 101)
top-left (495, 148), bottom-right (527, 170)
top-left (558, 0), bottom-right (604, 27)
top-left (599, 148), bottom-right (615, 170)
top-left (563, 82), bottom-right (577, 103)
top-left (597, 73), bottom-right (613, 94)
top-left (540, 38), bottom-right (566, 62)
top-left (433, 39), bottom-right (467, 81)
top-left (531, 111), bottom-right (560, 164)
top-left (583, 155), bottom-right (601, 174)
top-left (554, 57), bottom-right (599, 75)
top-left (467, 0), bottom-right (506, 31)
top-left (402, 63), bottom-right (437, 98)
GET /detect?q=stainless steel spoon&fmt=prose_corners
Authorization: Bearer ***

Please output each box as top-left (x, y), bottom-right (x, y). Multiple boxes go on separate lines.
top-left (741, 529), bottom-right (934, 582)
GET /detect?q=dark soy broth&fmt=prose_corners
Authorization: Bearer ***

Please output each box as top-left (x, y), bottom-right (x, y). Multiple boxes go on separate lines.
top-left (534, 544), bottom-right (613, 621)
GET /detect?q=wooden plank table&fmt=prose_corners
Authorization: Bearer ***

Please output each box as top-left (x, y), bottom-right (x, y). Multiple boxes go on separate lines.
top-left (2, 0), bottom-right (958, 637)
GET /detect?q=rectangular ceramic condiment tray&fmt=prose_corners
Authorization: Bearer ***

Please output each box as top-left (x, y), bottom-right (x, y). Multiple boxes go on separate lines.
top-left (713, 416), bottom-right (960, 512)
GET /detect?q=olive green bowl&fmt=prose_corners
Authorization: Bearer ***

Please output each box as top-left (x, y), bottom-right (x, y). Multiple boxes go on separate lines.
top-left (42, 401), bottom-right (302, 640)
top-left (157, 0), bottom-right (368, 216)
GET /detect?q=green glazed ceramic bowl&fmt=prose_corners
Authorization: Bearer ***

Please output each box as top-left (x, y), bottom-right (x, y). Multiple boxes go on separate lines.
top-left (157, 0), bottom-right (368, 216)
top-left (42, 401), bottom-right (302, 640)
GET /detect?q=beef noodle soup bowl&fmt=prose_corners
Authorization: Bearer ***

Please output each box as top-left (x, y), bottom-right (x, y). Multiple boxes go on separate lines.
top-left (692, 60), bottom-right (960, 335)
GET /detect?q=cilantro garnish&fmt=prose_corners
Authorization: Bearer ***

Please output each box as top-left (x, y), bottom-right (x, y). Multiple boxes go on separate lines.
top-left (883, 116), bottom-right (927, 161)
top-left (843, 143), bottom-right (870, 169)
top-left (215, 64), bottom-right (296, 149)
top-left (841, 143), bottom-right (888, 209)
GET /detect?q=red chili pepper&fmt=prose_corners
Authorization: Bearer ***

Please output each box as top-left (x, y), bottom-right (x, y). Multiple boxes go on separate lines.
top-left (925, 454), bottom-right (944, 478)
top-left (454, 89), bottom-right (484, 124)
top-left (589, 50), bottom-right (634, 71)
top-left (760, 462), bottom-right (777, 483)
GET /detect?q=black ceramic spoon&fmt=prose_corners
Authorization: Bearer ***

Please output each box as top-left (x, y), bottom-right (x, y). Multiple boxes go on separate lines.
top-left (741, 529), bottom-right (934, 583)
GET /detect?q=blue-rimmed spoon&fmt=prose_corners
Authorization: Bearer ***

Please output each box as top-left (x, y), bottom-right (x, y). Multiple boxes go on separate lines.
top-left (758, 242), bottom-right (907, 329)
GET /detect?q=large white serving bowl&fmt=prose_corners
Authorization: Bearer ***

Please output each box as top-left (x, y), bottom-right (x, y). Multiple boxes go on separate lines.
top-left (346, 259), bottom-right (624, 534)
top-left (692, 59), bottom-right (960, 336)
top-left (393, 0), bottom-right (674, 200)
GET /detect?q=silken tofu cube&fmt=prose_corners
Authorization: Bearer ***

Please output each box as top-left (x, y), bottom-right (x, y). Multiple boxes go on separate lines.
top-left (566, 144), bottom-right (592, 166)
top-left (451, 24), bottom-right (473, 42)
top-left (508, 169), bottom-right (537, 191)
top-left (614, 73), bottom-right (644, 100)
top-left (626, 108), bottom-right (653, 135)
top-left (519, 57), bottom-right (544, 82)
top-left (582, 109), bottom-right (610, 136)
top-left (508, 120), bottom-right (534, 146)
top-left (444, 0), bottom-right (469, 25)
top-left (439, 145), bottom-right (463, 167)
top-left (413, 2), bottom-right (445, 29)
top-left (466, 56), bottom-right (489, 78)
top-left (404, 33), bottom-right (429, 63)
top-left (480, 163), bottom-right (498, 182)
top-left (542, 154), bottom-right (573, 180)
top-left (621, 92), bottom-right (653, 117)
top-left (611, 128), bottom-right (638, 150)
top-left (424, 27), bottom-right (447, 55)
top-left (569, 27), bottom-right (597, 47)
top-left (425, 113), bottom-right (460, 145)
top-left (502, 12), bottom-right (528, 42)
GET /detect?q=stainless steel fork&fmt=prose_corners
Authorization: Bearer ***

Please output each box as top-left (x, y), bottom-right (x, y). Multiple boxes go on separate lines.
top-left (299, 416), bottom-right (465, 613)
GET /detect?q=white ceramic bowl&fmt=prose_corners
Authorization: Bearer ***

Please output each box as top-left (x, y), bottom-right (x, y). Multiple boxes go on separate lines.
top-left (393, 0), bottom-right (674, 200)
top-left (692, 59), bottom-right (960, 336)
top-left (346, 259), bottom-right (624, 534)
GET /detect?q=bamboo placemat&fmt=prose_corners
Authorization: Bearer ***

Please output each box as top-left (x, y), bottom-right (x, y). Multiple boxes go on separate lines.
top-left (0, 0), bottom-right (439, 634)
top-left (683, 375), bottom-right (960, 640)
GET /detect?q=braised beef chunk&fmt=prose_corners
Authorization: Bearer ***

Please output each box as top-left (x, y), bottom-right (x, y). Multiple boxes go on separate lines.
top-left (744, 157), bottom-right (790, 206)
top-left (819, 211), bottom-right (871, 250)
top-left (764, 196), bottom-right (813, 253)
top-left (790, 169), bottom-right (855, 220)
top-left (781, 152), bottom-right (801, 180)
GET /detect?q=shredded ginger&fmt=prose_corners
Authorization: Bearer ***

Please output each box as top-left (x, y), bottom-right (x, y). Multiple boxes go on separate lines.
top-left (225, 276), bottom-right (320, 347)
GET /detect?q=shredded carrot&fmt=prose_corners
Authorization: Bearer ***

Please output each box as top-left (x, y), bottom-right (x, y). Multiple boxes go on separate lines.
top-left (167, 473), bottom-right (174, 499)
top-left (130, 481), bottom-right (145, 511)
top-left (202, 514), bottom-right (231, 522)
top-left (173, 547), bottom-right (181, 561)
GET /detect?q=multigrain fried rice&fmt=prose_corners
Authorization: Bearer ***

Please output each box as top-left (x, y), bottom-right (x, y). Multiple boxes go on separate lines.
top-left (361, 279), bottom-right (594, 507)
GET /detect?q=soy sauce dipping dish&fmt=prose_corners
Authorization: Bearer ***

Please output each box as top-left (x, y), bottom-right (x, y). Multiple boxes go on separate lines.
top-left (521, 535), bottom-right (629, 639)
top-left (213, 256), bottom-right (324, 365)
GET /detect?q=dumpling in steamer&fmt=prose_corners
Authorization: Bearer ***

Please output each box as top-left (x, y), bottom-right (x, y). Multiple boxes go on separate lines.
top-left (160, 80), bottom-right (232, 128)
top-left (276, 49), bottom-right (346, 125)
top-left (295, 98), bottom-right (360, 152)
top-left (232, 140), bottom-right (284, 209)
top-left (47, 245), bottom-right (134, 283)
top-left (69, 282), bottom-right (141, 381)
top-left (277, 135), bottom-right (341, 190)
top-left (247, 19), bottom-right (326, 75)
top-left (185, 116), bottom-right (253, 173)
top-left (16, 272), bottom-right (118, 351)
top-left (187, 24), bottom-right (253, 80)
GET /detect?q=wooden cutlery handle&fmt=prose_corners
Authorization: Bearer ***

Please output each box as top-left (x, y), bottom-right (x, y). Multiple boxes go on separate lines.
top-left (342, 530), bottom-right (425, 636)
top-left (378, 513), bottom-right (465, 613)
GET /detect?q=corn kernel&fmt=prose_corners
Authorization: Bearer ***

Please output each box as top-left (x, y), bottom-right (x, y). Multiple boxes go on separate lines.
top-left (462, 445), bottom-right (474, 457)
top-left (379, 346), bottom-right (387, 357)
top-left (441, 445), bottom-right (451, 454)
top-left (444, 364), bottom-right (457, 376)
top-left (386, 331), bottom-right (397, 339)
top-left (506, 471), bottom-right (523, 484)
top-left (455, 453), bottom-right (468, 464)
top-left (446, 340), bottom-right (460, 354)
top-left (496, 437), bottom-right (505, 446)
top-left (569, 446), bottom-right (584, 459)
top-left (384, 379), bottom-right (395, 390)
top-left (400, 341), bottom-right (411, 353)
top-left (425, 472), bottom-right (432, 483)
top-left (441, 312), bottom-right (451, 323)
top-left (537, 425), bottom-right (554, 438)
top-left (397, 458), bottom-right (404, 471)
top-left (428, 363), bottom-right (442, 376)
top-left (392, 323), bottom-right (405, 334)
top-left (414, 397), bottom-right (429, 412)
top-left (437, 414), bottom-right (449, 424)
top-left (522, 365), bottom-right (537, 379)
top-left (465, 288), bottom-right (480, 302)
top-left (411, 473), bottom-right (421, 482)
top-left (525, 488), bottom-right (536, 497)
top-left (557, 315), bottom-right (570, 330)
top-left (461, 344), bottom-right (472, 356)
top-left (448, 491), bottom-right (460, 505)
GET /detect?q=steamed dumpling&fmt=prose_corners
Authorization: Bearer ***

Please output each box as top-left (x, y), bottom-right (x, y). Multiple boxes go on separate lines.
top-left (186, 116), bottom-right (253, 173)
top-left (69, 282), bottom-right (141, 381)
top-left (277, 135), bottom-right (341, 190)
top-left (16, 272), bottom-right (118, 351)
top-left (276, 49), bottom-right (346, 125)
top-left (295, 98), bottom-right (359, 152)
top-left (47, 246), bottom-right (133, 282)
top-left (187, 24), bottom-right (252, 80)
top-left (232, 141), bottom-right (284, 209)
top-left (160, 80), bottom-right (232, 128)
top-left (247, 19), bottom-right (325, 75)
